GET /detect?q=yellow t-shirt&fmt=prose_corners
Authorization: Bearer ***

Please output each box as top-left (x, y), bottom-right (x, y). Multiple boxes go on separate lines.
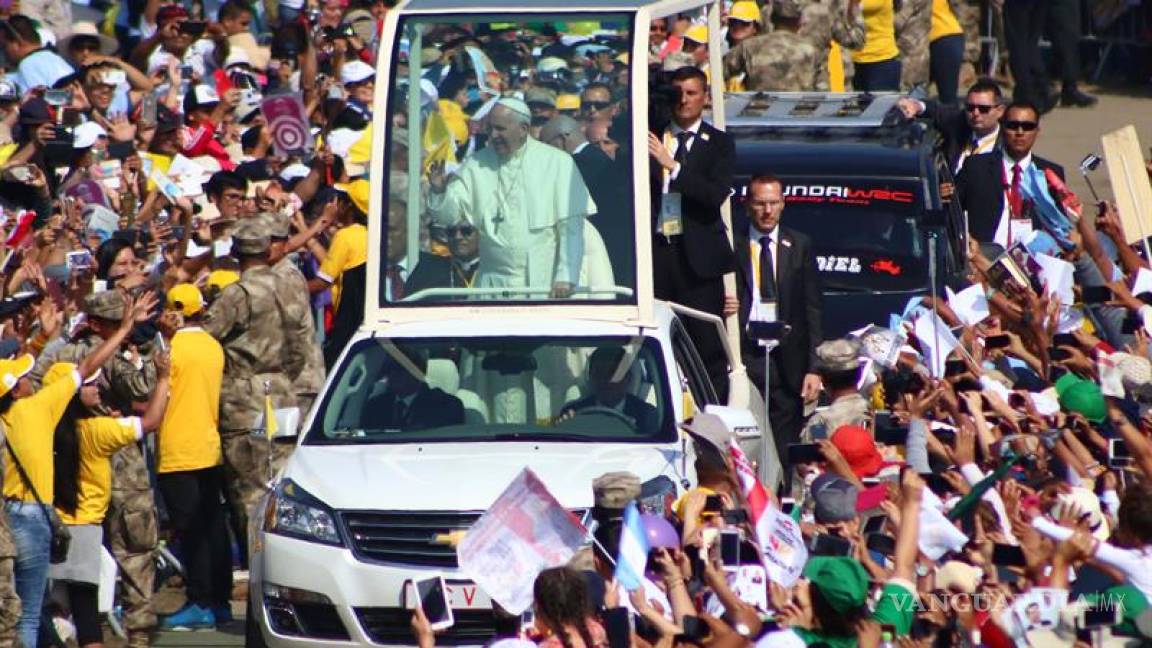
top-left (851, 0), bottom-right (900, 63)
top-left (929, 0), bottom-right (963, 42)
top-left (158, 327), bottom-right (224, 474)
top-left (2, 363), bottom-right (80, 504)
top-left (317, 223), bottom-right (368, 309)
top-left (60, 417), bottom-right (141, 525)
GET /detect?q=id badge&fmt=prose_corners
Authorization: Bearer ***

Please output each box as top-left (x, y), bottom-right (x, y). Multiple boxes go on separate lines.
top-left (753, 301), bottom-right (777, 323)
top-left (660, 192), bottom-right (683, 237)
top-left (1009, 218), bottom-right (1033, 243)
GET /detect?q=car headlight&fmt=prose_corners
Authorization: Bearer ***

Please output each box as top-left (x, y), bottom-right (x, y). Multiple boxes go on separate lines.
top-left (264, 479), bottom-right (343, 546)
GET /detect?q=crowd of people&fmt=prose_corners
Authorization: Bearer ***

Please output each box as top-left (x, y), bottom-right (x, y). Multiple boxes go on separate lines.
top-left (0, 0), bottom-right (1147, 645)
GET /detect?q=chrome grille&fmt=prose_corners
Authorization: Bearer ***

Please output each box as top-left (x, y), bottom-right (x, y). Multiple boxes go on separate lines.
top-left (340, 510), bottom-right (482, 567)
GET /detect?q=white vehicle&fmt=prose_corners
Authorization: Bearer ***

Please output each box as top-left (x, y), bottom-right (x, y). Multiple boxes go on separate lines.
top-left (248, 0), bottom-right (768, 645)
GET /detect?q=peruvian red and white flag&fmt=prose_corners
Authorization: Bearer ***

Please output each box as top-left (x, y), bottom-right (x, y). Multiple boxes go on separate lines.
top-left (729, 442), bottom-right (808, 586)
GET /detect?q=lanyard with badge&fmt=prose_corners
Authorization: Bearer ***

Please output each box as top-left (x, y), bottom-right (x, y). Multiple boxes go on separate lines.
top-left (659, 131), bottom-right (683, 238)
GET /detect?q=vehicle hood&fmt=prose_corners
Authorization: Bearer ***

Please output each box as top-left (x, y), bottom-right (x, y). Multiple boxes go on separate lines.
top-left (284, 442), bottom-right (686, 511)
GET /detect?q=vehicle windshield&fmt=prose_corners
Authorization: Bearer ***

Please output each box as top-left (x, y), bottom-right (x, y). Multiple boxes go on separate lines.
top-left (734, 179), bottom-right (928, 293)
top-left (380, 13), bottom-right (637, 306)
top-left (307, 336), bottom-right (674, 445)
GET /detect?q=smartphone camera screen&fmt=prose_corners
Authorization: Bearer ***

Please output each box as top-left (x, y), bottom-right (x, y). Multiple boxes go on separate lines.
top-left (416, 577), bottom-right (453, 628)
top-left (720, 531), bottom-right (740, 566)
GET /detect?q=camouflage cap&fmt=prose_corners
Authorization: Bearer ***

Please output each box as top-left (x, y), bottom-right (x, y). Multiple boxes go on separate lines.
top-left (774, 0), bottom-right (803, 20)
top-left (524, 86), bottom-right (557, 107)
top-left (261, 211), bottom-right (291, 240)
top-left (232, 217), bottom-right (270, 255)
top-left (83, 289), bottom-right (125, 320)
top-left (815, 338), bottom-right (861, 373)
top-left (592, 471), bottom-right (641, 510)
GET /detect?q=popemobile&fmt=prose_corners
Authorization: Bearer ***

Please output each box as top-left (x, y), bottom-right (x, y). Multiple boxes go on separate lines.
top-left (247, 0), bottom-right (769, 645)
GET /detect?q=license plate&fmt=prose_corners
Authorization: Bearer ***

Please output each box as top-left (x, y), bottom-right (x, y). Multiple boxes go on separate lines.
top-left (446, 581), bottom-right (491, 609)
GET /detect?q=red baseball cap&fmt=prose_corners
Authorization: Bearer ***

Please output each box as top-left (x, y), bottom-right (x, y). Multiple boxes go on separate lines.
top-left (156, 4), bottom-right (190, 25)
top-left (830, 425), bottom-right (883, 478)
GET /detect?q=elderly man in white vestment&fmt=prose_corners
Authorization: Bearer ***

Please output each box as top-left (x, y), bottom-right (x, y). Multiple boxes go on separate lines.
top-left (427, 98), bottom-right (593, 298)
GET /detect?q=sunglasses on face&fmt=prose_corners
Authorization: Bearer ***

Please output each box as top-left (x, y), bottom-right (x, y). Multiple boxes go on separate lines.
top-left (446, 225), bottom-right (476, 237)
top-left (1003, 120), bottom-right (1039, 132)
top-left (964, 103), bottom-right (999, 114)
top-left (582, 100), bottom-right (611, 111)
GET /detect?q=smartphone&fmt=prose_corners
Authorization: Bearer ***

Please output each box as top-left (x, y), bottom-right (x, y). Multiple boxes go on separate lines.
top-left (944, 359), bottom-right (967, 377)
top-left (154, 331), bottom-right (167, 353)
top-left (1078, 604), bottom-right (1119, 629)
top-left (991, 543), bottom-right (1027, 567)
top-left (722, 509), bottom-right (749, 525)
top-left (874, 425), bottom-right (908, 445)
top-left (1049, 347), bottom-right (1073, 362)
top-left (1109, 438), bottom-right (1132, 468)
top-left (866, 533), bottom-right (896, 555)
top-left (108, 140), bottom-right (135, 160)
top-left (139, 93), bottom-right (158, 128)
top-left (808, 421), bottom-right (828, 440)
top-left (1052, 333), bottom-right (1078, 347)
top-left (44, 88), bottom-right (71, 106)
top-left (780, 498), bottom-right (796, 515)
top-left (787, 443), bottom-right (823, 465)
top-left (179, 20), bottom-right (207, 37)
top-left (65, 250), bottom-right (93, 272)
top-left (810, 533), bottom-right (853, 557)
top-left (703, 495), bottom-right (723, 513)
top-left (924, 473), bottom-right (953, 496)
top-left (719, 530), bottom-right (741, 567)
top-left (1082, 285), bottom-right (1113, 304)
top-left (953, 377), bottom-right (982, 393)
top-left (414, 575), bottom-right (454, 631)
top-left (984, 334), bottom-right (1011, 350)
top-left (676, 616), bottom-right (707, 643)
top-left (863, 515), bottom-right (887, 534)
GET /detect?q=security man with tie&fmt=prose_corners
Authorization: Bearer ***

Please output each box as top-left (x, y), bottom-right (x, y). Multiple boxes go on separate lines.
top-left (733, 175), bottom-right (824, 470)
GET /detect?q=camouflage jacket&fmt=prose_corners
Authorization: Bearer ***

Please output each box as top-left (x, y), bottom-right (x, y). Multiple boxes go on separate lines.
top-left (724, 31), bottom-right (823, 92)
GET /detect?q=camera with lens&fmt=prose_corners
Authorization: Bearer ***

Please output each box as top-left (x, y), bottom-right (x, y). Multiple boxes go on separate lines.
top-left (647, 66), bottom-right (681, 134)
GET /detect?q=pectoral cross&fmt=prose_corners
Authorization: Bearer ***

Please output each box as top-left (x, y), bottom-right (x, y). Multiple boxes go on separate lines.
top-left (492, 208), bottom-right (504, 235)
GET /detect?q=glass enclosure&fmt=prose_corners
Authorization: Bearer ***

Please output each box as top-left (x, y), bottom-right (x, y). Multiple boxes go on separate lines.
top-left (380, 13), bottom-right (637, 306)
top-left (307, 336), bottom-right (675, 444)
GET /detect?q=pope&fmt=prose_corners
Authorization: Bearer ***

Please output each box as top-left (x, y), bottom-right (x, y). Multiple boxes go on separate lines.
top-left (428, 97), bottom-right (593, 298)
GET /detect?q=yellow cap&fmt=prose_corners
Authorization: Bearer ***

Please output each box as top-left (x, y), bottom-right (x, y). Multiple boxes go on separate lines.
top-left (684, 24), bottom-right (709, 44)
top-left (207, 270), bottom-right (240, 292)
top-left (729, 0), bottom-right (761, 23)
top-left (556, 94), bottom-right (581, 112)
top-left (0, 354), bottom-right (35, 397)
top-left (334, 179), bottom-right (371, 216)
top-left (167, 283), bottom-right (205, 317)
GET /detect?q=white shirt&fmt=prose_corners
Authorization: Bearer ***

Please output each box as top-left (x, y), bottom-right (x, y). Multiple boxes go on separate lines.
top-left (13, 49), bottom-right (73, 92)
top-left (954, 127), bottom-right (999, 173)
top-left (385, 257), bottom-right (409, 300)
top-left (993, 152), bottom-right (1034, 248)
top-left (748, 226), bottom-right (779, 326)
top-left (663, 118), bottom-right (703, 192)
top-left (572, 141), bottom-right (590, 156)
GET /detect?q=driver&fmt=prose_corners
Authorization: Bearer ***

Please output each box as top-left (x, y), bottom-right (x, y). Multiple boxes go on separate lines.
top-left (557, 347), bottom-right (659, 433)
top-left (362, 350), bottom-right (465, 430)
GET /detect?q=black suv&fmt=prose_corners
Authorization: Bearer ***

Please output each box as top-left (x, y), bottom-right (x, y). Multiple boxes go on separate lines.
top-left (726, 93), bottom-right (967, 338)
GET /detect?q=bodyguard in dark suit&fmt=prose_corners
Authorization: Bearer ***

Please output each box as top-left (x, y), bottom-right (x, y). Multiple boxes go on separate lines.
top-left (898, 78), bottom-right (1006, 172)
top-left (732, 175), bottom-right (823, 468)
top-left (362, 354), bottom-right (465, 430)
top-left (956, 102), bottom-right (1065, 245)
top-left (648, 66), bottom-right (737, 399)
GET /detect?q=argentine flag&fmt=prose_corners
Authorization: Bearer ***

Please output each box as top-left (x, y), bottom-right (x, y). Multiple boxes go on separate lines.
top-left (614, 502), bottom-right (650, 592)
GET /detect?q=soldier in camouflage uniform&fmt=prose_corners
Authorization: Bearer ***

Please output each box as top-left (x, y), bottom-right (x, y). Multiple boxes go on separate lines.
top-left (801, 339), bottom-right (871, 442)
top-left (204, 219), bottom-right (309, 559)
top-left (723, 0), bottom-right (823, 91)
top-left (31, 291), bottom-right (159, 648)
top-left (896, 0), bottom-right (933, 90)
top-left (0, 498), bottom-right (19, 648)
top-left (265, 212), bottom-right (326, 464)
top-left (799, 0), bottom-right (867, 90)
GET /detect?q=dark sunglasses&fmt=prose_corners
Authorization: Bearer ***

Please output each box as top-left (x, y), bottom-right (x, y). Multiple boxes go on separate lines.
top-left (1003, 120), bottom-right (1039, 132)
top-left (446, 225), bottom-right (476, 237)
top-left (583, 100), bottom-right (611, 111)
top-left (964, 103), bottom-right (999, 114)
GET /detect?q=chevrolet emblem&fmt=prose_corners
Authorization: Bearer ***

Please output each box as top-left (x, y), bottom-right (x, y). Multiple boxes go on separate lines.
top-left (432, 530), bottom-right (467, 547)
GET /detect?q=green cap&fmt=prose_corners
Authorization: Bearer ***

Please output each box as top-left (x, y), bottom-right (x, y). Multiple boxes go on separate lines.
top-left (802, 557), bottom-right (870, 614)
top-left (1055, 372), bottom-right (1106, 423)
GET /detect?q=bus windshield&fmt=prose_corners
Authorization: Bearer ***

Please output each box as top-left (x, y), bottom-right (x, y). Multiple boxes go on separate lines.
top-left (379, 13), bottom-right (637, 307)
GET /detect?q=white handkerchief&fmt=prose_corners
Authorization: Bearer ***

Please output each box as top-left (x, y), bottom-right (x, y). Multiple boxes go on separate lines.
top-left (946, 285), bottom-right (990, 327)
top-left (1034, 253), bottom-right (1076, 305)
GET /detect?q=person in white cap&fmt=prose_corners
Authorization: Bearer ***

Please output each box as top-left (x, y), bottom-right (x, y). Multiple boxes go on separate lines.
top-left (427, 98), bottom-right (593, 298)
top-left (337, 60), bottom-right (376, 124)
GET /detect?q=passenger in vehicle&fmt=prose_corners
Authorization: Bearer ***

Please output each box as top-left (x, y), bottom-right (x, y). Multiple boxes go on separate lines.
top-left (406, 219), bottom-right (480, 294)
top-left (557, 347), bottom-right (659, 433)
top-left (362, 351), bottom-right (465, 430)
top-left (427, 99), bottom-right (592, 299)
